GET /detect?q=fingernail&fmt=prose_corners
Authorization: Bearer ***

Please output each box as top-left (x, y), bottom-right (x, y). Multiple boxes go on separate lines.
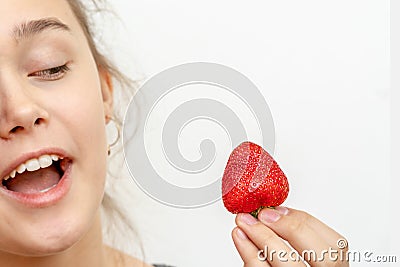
top-left (259, 208), bottom-right (281, 223)
top-left (236, 228), bottom-right (248, 240)
top-left (275, 206), bottom-right (289, 215)
top-left (239, 213), bottom-right (258, 225)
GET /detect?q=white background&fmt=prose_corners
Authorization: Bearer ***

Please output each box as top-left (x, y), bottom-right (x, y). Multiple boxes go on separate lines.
top-left (99, 1), bottom-right (394, 266)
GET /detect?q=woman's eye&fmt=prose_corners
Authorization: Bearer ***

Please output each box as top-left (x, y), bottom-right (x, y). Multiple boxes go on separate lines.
top-left (28, 64), bottom-right (70, 81)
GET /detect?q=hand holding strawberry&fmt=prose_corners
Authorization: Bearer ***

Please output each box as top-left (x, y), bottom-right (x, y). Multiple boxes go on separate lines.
top-left (224, 142), bottom-right (348, 266)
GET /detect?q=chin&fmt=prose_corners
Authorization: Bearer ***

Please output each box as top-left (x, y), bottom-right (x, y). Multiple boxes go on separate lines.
top-left (32, 231), bottom-right (82, 256)
top-left (11, 218), bottom-right (90, 257)
top-left (4, 238), bottom-right (78, 258)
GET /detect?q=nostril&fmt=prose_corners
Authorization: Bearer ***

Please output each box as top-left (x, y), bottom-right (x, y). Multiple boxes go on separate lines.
top-left (10, 126), bottom-right (23, 133)
top-left (9, 118), bottom-right (43, 134)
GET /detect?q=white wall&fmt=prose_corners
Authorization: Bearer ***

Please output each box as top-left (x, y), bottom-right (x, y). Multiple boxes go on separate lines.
top-left (100, 1), bottom-right (394, 266)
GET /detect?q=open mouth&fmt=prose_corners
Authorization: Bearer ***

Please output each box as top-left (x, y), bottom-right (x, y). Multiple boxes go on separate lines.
top-left (1, 156), bottom-right (70, 194)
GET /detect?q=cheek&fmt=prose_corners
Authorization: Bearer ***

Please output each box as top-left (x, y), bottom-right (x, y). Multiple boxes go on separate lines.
top-left (49, 64), bottom-right (109, 198)
top-left (54, 65), bottom-right (108, 156)
top-left (68, 75), bottom-right (108, 177)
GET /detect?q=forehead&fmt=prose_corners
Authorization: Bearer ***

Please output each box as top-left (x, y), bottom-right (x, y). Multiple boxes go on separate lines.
top-left (0, 0), bottom-right (81, 41)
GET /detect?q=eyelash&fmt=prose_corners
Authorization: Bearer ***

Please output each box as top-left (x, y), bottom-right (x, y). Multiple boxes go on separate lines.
top-left (28, 64), bottom-right (70, 80)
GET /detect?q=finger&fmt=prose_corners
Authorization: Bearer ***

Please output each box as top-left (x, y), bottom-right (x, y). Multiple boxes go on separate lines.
top-left (258, 207), bottom-right (348, 266)
top-left (232, 227), bottom-right (272, 267)
top-left (236, 213), bottom-right (306, 267)
top-left (264, 207), bottom-right (347, 250)
top-left (282, 207), bottom-right (346, 249)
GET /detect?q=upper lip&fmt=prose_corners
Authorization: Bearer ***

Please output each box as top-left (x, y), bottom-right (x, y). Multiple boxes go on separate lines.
top-left (0, 147), bottom-right (72, 181)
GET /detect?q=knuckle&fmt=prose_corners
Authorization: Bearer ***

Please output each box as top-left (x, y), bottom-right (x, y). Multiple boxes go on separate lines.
top-left (331, 260), bottom-right (346, 267)
top-left (261, 234), bottom-right (275, 247)
top-left (245, 258), bottom-right (264, 267)
top-left (259, 227), bottom-right (277, 246)
top-left (321, 259), bottom-right (343, 267)
top-left (287, 211), bottom-right (309, 233)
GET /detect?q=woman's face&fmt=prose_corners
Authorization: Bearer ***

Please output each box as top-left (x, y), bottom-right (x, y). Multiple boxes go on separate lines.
top-left (0, 0), bottom-right (112, 256)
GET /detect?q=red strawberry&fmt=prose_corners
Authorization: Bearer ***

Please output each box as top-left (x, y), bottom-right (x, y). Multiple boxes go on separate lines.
top-left (222, 141), bottom-right (289, 217)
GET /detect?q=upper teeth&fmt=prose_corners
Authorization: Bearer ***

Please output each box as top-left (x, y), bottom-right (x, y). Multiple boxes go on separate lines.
top-left (2, 154), bottom-right (63, 181)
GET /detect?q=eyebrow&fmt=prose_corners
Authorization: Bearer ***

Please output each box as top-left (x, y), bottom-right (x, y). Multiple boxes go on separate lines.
top-left (12, 17), bottom-right (71, 41)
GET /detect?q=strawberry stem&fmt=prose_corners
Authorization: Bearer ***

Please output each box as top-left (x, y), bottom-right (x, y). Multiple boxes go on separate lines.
top-left (250, 206), bottom-right (264, 218)
top-left (250, 206), bottom-right (275, 218)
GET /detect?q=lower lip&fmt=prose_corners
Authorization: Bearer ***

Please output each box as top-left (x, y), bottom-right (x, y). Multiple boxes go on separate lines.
top-left (0, 161), bottom-right (73, 208)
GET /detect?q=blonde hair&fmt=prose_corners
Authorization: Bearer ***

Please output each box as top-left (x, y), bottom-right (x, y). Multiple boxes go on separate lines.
top-left (66, 0), bottom-right (143, 258)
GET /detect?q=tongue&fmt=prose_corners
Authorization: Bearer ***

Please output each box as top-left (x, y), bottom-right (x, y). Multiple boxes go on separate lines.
top-left (5, 165), bottom-right (61, 194)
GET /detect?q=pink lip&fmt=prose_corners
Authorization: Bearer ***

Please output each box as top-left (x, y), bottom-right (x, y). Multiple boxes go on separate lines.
top-left (0, 159), bottom-right (73, 208)
top-left (0, 147), bottom-right (72, 180)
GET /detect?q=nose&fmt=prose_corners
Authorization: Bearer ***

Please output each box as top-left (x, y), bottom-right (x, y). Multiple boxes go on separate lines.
top-left (0, 81), bottom-right (49, 139)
